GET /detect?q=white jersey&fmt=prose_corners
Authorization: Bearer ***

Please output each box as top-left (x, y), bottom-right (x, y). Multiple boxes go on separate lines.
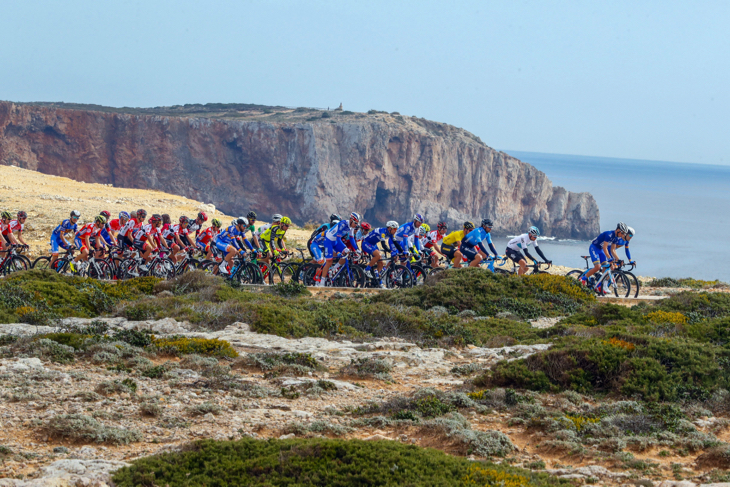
top-left (425, 230), bottom-right (443, 247)
top-left (507, 233), bottom-right (539, 252)
top-left (255, 223), bottom-right (271, 238)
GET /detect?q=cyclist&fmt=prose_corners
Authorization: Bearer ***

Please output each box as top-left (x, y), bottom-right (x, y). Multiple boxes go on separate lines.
top-left (167, 216), bottom-right (192, 263)
top-left (97, 211), bottom-right (118, 255)
top-left (361, 220), bottom-right (399, 283)
top-left (255, 214), bottom-right (282, 242)
top-left (506, 226), bottom-right (551, 275)
top-left (461, 218), bottom-right (500, 268)
top-left (0, 211), bottom-right (20, 252)
top-left (244, 211), bottom-right (260, 249)
top-left (580, 222), bottom-right (629, 285)
top-left (614, 226), bottom-right (636, 265)
top-left (393, 214), bottom-right (424, 262)
top-left (314, 212), bottom-right (360, 287)
top-left (215, 218), bottom-right (250, 275)
top-left (4, 211), bottom-right (29, 248)
top-left (308, 214), bottom-right (340, 261)
top-left (260, 216), bottom-right (291, 266)
top-left (187, 212), bottom-right (208, 241)
top-left (197, 218), bottom-right (222, 259)
top-left (108, 211), bottom-right (129, 241)
top-left (132, 213), bottom-right (162, 271)
top-left (49, 211), bottom-right (80, 267)
top-left (423, 222), bottom-right (448, 267)
top-left (72, 215), bottom-right (106, 271)
top-left (439, 221), bottom-right (474, 268)
top-left (409, 224), bottom-right (430, 263)
top-left (120, 209), bottom-right (146, 251)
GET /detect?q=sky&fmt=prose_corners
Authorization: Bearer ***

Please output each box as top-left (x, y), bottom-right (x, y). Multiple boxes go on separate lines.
top-left (1, 1), bottom-right (729, 165)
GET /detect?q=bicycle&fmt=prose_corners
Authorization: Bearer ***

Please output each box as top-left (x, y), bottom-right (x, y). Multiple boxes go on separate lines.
top-left (0, 245), bottom-right (30, 275)
top-left (565, 257), bottom-right (631, 297)
top-left (303, 251), bottom-right (365, 288)
top-left (119, 249), bottom-right (176, 280)
top-left (498, 259), bottom-right (551, 276)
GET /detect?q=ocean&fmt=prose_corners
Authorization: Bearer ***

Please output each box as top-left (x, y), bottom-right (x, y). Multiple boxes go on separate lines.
top-left (489, 151), bottom-right (730, 281)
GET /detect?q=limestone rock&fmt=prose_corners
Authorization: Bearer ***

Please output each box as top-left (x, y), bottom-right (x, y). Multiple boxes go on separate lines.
top-left (0, 102), bottom-right (599, 239)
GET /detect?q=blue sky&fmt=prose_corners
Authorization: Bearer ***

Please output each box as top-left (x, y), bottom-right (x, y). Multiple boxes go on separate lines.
top-left (2, 1), bottom-right (728, 165)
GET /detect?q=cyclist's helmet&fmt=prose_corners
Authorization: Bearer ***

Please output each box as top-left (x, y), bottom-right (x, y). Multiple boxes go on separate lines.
top-left (528, 226), bottom-right (540, 237)
top-left (211, 218), bottom-right (222, 228)
top-left (437, 221), bottom-right (447, 231)
top-left (617, 222), bottom-right (629, 234)
top-left (149, 214), bottom-right (162, 223)
top-left (421, 223), bottom-right (431, 233)
top-left (137, 209), bottom-right (147, 219)
top-left (330, 213), bottom-right (341, 223)
top-left (238, 217), bottom-right (249, 227)
top-left (179, 215), bottom-right (190, 225)
top-left (626, 226), bottom-right (635, 238)
top-left (272, 214), bottom-right (283, 223)
top-left (198, 211), bottom-right (208, 222)
top-left (17, 211), bottom-right (27, 219)
top-left (119, 211), bottom-right (130, 221)
top-left (413, 213), bottom-right (424, 223)
top-left (481, 218), bottom-right (493, 228)
top-left (280, 216), bottom-right (292, 226)
top-left (360, 222), bottom-right (372, 233)
top-left (1, 211), bottom-right (11, 220)
top-left (463, 221), bottom-right (475, 230)
top-left (247, 211), bottom-right (257, 221)
top-left (70, 210), bottom-right (81, 219)
top-left (386, 220), bottom-right (399, 229)
top-left (100, 210), bottom-right (111, 220)
top-left (349, 212), bottom-right (361, 224)
top-left (419, 226), bottom-right (428, 237)
top-left (94, 215), bottom-right (106, 225)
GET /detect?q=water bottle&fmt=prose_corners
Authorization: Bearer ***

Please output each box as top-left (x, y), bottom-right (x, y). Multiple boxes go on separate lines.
top-left (231, 265), bottom-right (238, 275)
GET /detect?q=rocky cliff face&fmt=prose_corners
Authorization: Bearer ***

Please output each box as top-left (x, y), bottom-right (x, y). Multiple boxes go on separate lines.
top-left (0, 101), bottom-right (599, 238)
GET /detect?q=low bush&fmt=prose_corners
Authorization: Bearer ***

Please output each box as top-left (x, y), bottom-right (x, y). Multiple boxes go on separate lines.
top-left (139, 401), bottom-right (163, 417)
top-left (152, 336), bottom-right (238, 358)
top-left (340, 357), bottom-right (393, 381)
top-left (113, 438), bottom-right (560, 486)
top-left (96, 378), bottom-right (138, 396)
top-left (187, 402), bottom-right (222, 416)
top-left (45, 414), bottom-right (141, 445)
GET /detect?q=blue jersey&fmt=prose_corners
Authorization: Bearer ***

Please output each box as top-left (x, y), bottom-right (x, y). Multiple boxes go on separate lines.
top-left (591, 230), bottom-right (619, 247)
top-left (363, 227), bottom-right (395, 247)
top-left (325, 220), bottom-right (356, 248)
top-left (616, 238), bottom-right (632, 260)
top-left (462, 227), bottom-right (493, 247)
top-left (216, 225), bottom-right (243, 245)
top-left (52, 219), bottom-right (77, 236)
top-left (394, 222), bottom-right (421, 251)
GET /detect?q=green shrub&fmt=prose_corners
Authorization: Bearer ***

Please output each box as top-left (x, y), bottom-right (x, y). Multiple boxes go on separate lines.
top-left (113, 438), bottom-right (560, 486)
top-left (113, 329), bottom-right (154, 348)
top-left (187, 402), bottom-right (222, 416)
top-left (28, 338), bottom-right (75, 364)
top-left (38, 332), bottom-right (89, 350)
top-left (139, 401), bottom-right (163, 417)
top-left (340, 357), bottom-right (393, 381)
top-left (45, 414), bottom-right (141, 444)
top-left (96, 379), bottom-right (138, 396)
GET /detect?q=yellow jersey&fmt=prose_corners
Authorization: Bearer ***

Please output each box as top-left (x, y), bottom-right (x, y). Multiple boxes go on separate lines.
top-left (441, 230), bottom-right (466, 246)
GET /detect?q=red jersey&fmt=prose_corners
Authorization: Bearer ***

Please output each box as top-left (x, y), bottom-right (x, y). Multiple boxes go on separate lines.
top-left (109, 219), bottom-right (123, 232)
top-left (121, 218), bottom-right (140, 239)
top-left (76, 223), bottom-right (100, 239)
top-left (196, 227), bottom-right (218, 245)
top-left (133, 224), bottom-right (159, 242)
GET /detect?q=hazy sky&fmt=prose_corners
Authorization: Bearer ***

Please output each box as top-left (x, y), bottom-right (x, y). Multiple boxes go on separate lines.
top-left (2, 1), bottom-right (729, 165)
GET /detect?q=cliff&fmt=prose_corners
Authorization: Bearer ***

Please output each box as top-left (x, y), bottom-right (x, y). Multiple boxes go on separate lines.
top-left (0, 101), bottom-right (599, 238)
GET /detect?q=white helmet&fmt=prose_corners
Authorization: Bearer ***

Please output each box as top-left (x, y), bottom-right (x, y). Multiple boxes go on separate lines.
top-left (617, 222), bottom-right (629, 234)
top-left (386, 220), bottom-right (399, 229)
top-left (528, 226), bottom-right (540, 237)
top-left (626, 226), bottom-right (635, 237)
top-left (272, 214), bottom-right (283, 223)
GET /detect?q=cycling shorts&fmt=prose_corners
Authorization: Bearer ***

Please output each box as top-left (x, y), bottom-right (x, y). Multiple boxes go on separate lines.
top-left (50, 234), bottom-right (69, 254)
top-left (309, 243), bottom-right (325, 264)
top-left (361, 241), bottom-right (378, 256)
top-left (589, 244), bottom-right (607, 264)
top-left (215, 240), bottom-right (233, 253)
top-left (132, 239), bottom-right (149, 252)
top-left (118, 234), bottom-right (133, 249)
top-left (180, 234), bottom-right (194, 247)
top-left (441, 243), bottom-right (457, 261)
top-left (505, 247), bottom-right (524, 264)
top-left (74, 237), bottom-right (90, 251)
top-left (196, 240), bottom-right (208, 252)
top-left (324, 237), bottom-right (346, 259)
top-left (460, 244), bottom-right (479, 262)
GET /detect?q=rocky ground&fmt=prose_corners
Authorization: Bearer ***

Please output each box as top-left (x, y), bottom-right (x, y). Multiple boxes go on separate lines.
top-left (0, 312), bottom-right (728, 486)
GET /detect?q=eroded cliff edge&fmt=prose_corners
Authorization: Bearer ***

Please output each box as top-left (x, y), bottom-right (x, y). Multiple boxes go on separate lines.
top-left (0, 102), bottom-right (599, 238)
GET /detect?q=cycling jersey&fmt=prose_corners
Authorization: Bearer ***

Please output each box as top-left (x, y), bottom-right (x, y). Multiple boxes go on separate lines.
top-left (254, 223), bottom-right (271, 238)
top-left (260, 224), bottom-right (287, 254)
top-left (76, 223), bottom-right (100, 240)
top-left (325, 220), bottom-right (355, 244)
top-left (394, 222), bottom-right (421, 251)
top-left (215, 225), bottom-right (246, 253)
top-left (160, 223), bottom-right (177, 242)
top-left (120, 218), bottom-right (140, 239)
top-left (442, 230), bottom-right (466, 247)
top-left (591, 230), bottom-right (619, 248)
top-left (507, 233), bottom-right (539, 252)
top-left (362, 227), bottom-right (396, 255)
top-left (616, 238), bottom-right (632, 260)
top-left (108, 219), bottom-right (123, 232)
top-left (423, 230), bottom-right (444, 249)
top-left (52, 219), bottom-right (77, 236)
top-left (7, 220), bottom-right (23, 234)
top-left (133, 224), bottom-right (159, 242)
top-left (187, 221), bottom-right (202, 237)
top-left (196, 227), bottom-right (219, 246)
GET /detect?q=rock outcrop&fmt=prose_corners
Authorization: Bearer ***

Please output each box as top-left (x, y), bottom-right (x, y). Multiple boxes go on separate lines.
top-left (0, 101), bottom-right (599, 238)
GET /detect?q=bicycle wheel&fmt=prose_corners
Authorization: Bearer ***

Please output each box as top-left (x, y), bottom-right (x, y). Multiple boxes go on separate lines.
top-left (565, 270), bottom-right (584, 281)
top-left (428, 267), bottom-right (446, 277)
top-left (118, 259), bottom-right (140, 280)
top-left (624, 271), bottom-right (640, 298)
top-left (277, 263), bottom-right (297, 284)
top-left (7, 255), bottom-right (29, 274)
top-left (610, 272), bottom-right (632, 298)
top-left (151, 259), bottom-right (176, 280)
top-left (337, 265), bottom-right (365, 288)
top-left (89, 260), bottom-right (113, 280)
top-left (410, 264), bottom-right (428, 286)
top-left (199, 260), bottom-right (219, 275)
top-left (301, 264), bottom-right (320, 286)
top-left (32, 256), bottom-right (52, 270)
top-left (494, 268), bottom-right (511, 275)
top-left (266, 264), bottom-right (283, 285)
top-left (386, 264), bottom-right (414, 289)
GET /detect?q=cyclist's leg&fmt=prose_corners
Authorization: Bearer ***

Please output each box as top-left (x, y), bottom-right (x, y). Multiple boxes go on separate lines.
top-left (461, 244), bottom-right (482, 268)
top-left (505, 248), bottom-right (524, 274)
top-left (584, 244), bottom-right (605, 280)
